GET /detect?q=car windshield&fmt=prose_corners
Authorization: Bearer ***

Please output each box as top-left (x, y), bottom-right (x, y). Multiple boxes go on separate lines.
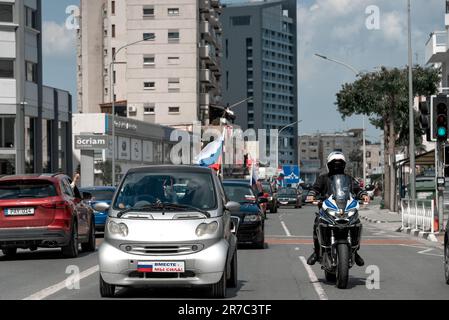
top-left (224, 184), bottom-right (256, 204)
top-left (278, 188), bottom-right (296, 196)
top-left (80, 189), bottom-right (115, 201)
top-left (331, 175), bottom-right (351, 209)
top-left (113, 171), bottom-right (217, 211)
top-left (0, 180), bottom-right (57, 200)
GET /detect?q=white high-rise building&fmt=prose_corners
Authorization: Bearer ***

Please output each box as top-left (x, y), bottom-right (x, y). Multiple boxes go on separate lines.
top-left (77, 0), bottom-right (224, 127)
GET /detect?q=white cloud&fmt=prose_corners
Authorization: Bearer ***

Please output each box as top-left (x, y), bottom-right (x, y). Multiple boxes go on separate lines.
top-left (42, 21), bottom-right (76, 56)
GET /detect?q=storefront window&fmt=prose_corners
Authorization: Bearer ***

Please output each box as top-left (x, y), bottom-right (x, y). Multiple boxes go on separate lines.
top-left (42, 120), bottom-right (52, 173)
top-left (0, 154), bottom-right (15, 176)
top-left (154, 141), bottom-right (163, 164)
top-left (25, 117), bottom-right (35, 173)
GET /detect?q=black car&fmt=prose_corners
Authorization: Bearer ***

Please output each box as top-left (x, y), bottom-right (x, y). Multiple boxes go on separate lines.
top-left (277, 187), bottom-right (302, 208)
top-left (223, 180), bottom-right (267, 249)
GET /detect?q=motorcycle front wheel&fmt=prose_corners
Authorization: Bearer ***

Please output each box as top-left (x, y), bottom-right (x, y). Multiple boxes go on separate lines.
top-left (336, 244), bottom-right (349, 289)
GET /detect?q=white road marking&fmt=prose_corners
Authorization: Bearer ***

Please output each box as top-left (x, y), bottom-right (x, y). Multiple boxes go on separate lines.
top-left (299, 256), bottom-right (328, 301)
top-left (417, 248), bottom-right (444, 257)
top-left (280, 221), bottom-right (292, 237)
top-left (23, 265), bottom-right (99, 300)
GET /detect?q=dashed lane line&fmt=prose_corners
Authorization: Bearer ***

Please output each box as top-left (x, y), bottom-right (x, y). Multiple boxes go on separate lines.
top-left (299, 256), bottom-right (328, 300)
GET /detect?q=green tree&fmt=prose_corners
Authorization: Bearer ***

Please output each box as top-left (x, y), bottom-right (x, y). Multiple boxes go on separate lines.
top-left (335, 66), bottom-right (440, 211)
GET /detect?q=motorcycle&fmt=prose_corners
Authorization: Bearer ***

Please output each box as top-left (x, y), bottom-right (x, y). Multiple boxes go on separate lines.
top-left (313, 175), bottom-right (363, 289)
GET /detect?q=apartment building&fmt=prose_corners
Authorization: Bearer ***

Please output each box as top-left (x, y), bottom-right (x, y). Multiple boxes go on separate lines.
top-left (77, 0), bottom-right (224, 127)
top-left (221, 0), bottom-right (299, 166)
top-left (0, 0), bottom-right (73, 175)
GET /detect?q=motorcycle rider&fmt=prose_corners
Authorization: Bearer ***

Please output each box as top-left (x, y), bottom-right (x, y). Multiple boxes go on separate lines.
top-left (306, 151), bottom-right (370, 266)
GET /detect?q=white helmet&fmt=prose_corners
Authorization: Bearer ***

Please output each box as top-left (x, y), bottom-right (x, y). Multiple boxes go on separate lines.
top-left (327, 151), bottom-right (346, 173)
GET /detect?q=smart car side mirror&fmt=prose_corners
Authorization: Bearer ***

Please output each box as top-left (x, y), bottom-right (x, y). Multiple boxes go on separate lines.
top-left (225, 201), bottom-right (240, 212)
top-left (93, 202), bottom-right (110, 212)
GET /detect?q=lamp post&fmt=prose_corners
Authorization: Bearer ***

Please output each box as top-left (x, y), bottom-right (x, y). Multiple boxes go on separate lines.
top-left (277, 120), bottom-right (302, 172)
top-left (314, 53), bottom-right (367, 186)
top-left (110, 36), bottom-right (153, 186)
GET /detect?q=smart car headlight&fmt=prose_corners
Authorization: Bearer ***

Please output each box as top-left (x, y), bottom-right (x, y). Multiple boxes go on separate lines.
top-left (196, 221), bottom-right (219, 237)
top-left (108, 221), bottom-right (129, 237)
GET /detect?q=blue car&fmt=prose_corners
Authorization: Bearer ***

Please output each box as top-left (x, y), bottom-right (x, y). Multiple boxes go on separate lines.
top-left (79, 186), bottom-right (116, 232)
top-left (223, 180), bottom-right (268, 249)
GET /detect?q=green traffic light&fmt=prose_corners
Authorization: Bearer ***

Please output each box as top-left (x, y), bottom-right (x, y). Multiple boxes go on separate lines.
top-left (438, 127), bottom-right (447, 137)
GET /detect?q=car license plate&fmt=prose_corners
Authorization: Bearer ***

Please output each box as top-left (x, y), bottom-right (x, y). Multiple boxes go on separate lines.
top-left (4, 208), bottom-right (35, 216)
top-left (137, 261), bottom-right (185, 273)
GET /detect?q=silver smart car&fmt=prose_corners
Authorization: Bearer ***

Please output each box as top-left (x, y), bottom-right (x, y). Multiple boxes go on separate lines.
top-left (95, 166), bottom-right (240, 298)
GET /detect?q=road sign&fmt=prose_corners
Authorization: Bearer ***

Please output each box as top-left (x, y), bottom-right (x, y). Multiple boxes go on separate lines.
top-left (75, 135), bottom-right (109, 150)
top-left (283, 165), bottom-right (300, 184)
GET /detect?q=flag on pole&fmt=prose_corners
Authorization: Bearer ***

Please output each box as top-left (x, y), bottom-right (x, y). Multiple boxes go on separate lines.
top-left (194, 133), bottom-right (225, 169)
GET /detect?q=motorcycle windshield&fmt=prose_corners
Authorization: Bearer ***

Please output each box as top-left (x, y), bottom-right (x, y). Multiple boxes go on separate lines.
top-left (330, 175), bottom-right (351, 210)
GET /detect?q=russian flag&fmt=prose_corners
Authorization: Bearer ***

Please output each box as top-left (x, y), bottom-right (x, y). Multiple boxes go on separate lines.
top-left (194, 135), bottom-right (224, 168)
top-left (137, 263), bottom-right (153, 273)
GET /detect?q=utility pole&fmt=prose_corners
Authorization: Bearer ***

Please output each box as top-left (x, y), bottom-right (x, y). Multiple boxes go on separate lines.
top-left (408, 0), bottom-right (416, 200)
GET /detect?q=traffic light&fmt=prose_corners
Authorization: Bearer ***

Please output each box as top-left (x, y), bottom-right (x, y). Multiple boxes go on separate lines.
top-left (432, 95), bottom-right (449, 142)
top-left (419, 100), bottom-right (431, 142)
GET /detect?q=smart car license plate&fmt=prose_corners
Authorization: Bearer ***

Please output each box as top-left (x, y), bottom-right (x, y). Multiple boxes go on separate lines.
top-left (137, 261), bottom-right (185, 273)
top-left (4, 208), bottom-right (35, 216)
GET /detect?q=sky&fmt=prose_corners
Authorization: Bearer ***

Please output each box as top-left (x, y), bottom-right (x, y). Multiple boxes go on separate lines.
top-left (41, 0), bottom-right (446, 142)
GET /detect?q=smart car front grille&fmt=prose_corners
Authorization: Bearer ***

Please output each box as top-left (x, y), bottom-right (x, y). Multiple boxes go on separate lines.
top-left (120, 244), bottom-right (204, 256)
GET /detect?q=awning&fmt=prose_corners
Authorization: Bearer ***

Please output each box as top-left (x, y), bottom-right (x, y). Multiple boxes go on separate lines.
top-left (398, 150), bottom-right (435, 166)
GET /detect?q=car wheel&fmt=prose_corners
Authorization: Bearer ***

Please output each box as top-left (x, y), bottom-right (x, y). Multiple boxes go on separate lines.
top-left (81, 218), bottom-right (96, 252)
top-left (209, 269), bottom-right (227, 299)
top-left (255, 231), bottom-right (265, 249)
top-left (62, 221), bottom-right (79, 258)
top-left (227, 250), bottom-right (238, 288)
top-left (2, 248), bottom-right (17, 257)
top-left (100, 274), bottom-right (116, 298)
top-left (445, 240), bottom-right (449, 285)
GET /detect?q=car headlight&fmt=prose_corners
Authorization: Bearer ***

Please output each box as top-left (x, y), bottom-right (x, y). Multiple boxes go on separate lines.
top-left (244, 215), bottom-right (261, 223)
top-left (196, 221), bottom-right (219, 237)
top-left (108, 221), bottom-right (129, 237)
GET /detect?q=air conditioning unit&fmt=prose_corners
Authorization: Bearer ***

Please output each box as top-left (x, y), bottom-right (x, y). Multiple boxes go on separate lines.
top-left (128, 106), bottom-right (137, 113)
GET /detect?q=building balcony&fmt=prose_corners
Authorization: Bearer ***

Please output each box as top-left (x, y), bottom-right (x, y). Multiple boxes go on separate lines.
top-left (199, 0), bottom-right (211, 13)
top-left (199, 45), bottom-right (218, 65)
top-left (200, 69), bottom-right (219, 89)
top-left (200, 93), bottom-right (211, 106)
top-left (425, 31), bottom-right (448, 64)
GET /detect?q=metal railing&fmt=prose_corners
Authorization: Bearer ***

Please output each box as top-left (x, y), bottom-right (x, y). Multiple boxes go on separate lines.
top-left (401, 199), bottom-right (435, 233)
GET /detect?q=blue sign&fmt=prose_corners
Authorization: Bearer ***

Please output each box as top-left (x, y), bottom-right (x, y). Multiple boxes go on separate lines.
top-left (283, 165), bottom-right (300, 184)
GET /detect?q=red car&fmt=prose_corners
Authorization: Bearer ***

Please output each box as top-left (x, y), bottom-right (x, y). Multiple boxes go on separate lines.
top-left (0, 174), bottom-right (96, 258)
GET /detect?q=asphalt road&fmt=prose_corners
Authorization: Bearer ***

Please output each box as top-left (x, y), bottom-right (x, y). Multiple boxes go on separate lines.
top-left (0, 204), bottom-right (447, 300)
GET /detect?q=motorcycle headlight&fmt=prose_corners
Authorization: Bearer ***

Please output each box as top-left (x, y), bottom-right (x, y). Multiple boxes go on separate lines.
top-left (244, 215), bottom-right (262, 223)
top-left (325, 208), bottom-right (339, 217)
top-left (108, 221), bottom-right (129, 237)
top-left (348, 208), bottom-right (358, 217)
top-left (196, 221), bottom-right (219, 237)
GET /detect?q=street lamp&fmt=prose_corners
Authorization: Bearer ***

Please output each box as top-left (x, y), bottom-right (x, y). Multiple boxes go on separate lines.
top-left (110, 35), bottom-right (154, 186)
top-left (277, 120), bottom-right (302, 171)
top-left (314, 53), bottom-right (368, 186)
top-left (222, 96), bottom-right (253, 122)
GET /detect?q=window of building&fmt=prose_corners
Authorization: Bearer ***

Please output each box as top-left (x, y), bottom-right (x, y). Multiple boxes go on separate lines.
top-left (111, 1), bottom-right (116, 15)
top-left (168, 106), bottom-right (180, 114)
top-left (0, 59), bottom-right (14, 78)
top-left (0, 4), bottom-right (13, 23)
top-left (168, 30), bottom-right (180, 42)
top-left (143, 32), bottom-right (155, 41)
top-left (112, 47), bottom-right (116, 57)
top-left (168, 8), bottom-right (179, 16)
top-left (25, 61), bottom-right (37, 83)
top-left (143, 6), bottom-right (155, 18)
top-left (168, 78), bottom-right (180, 92)
top-left (112, 24), bottom-right (116, 38)
top-left (143, 54), bottom-right (155, 67)
top-left (144, 103), bottom-right (155, 115)
top-left (25, 7), bottom-right (37, 29)
top-left (0, 117), bottom-right (15, 148)
top-left (366, 151), bottom-right (371, 158)
top-left (168, 56), bottom-right (179, 65)
top-left (231, 16), bottom-right (251, 26)
top-left (144, 81), bottom-right (155, 90)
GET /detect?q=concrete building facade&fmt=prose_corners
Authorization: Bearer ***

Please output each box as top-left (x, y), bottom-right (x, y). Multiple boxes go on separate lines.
top-left (77, 0), bottom-right (224, 127)
top-left (221, 0), bottom-right (298, 166)
top-left (0, 0), bottom-right (72, 176)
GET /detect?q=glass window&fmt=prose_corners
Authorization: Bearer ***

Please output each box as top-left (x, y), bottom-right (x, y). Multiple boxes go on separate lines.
top-left (143, 6), bottom-right (154, 17)
top-left (0, 59), bottom-right (14, 78)
top-left (168, 8), bottom-right (179, 16)
top-left (25, 61), bottom-right (37, 83)
top-left (144, 81), bottom-right (155, 90)
top-left (223, 184), bottom-right (256, 204)
top-left (143, 32), bottom-right (155, 41)
top-left (25, 117), bottom-right (35, 174)
top-left (168, 106), bottom-right (180, 114)
top-left (143, 54), bottom-right (155, 67)
top-left (168, 56), bottom-right (179, 65)
top-left (111, 1), bottom-right (115, 15)
top-left (113, 171), bottom-right (217, 211)
top-left (168, 30), bottom-right (180, 42)
top-left (168, 78), bottom-right (180, 92)
top-left (231, 16), bottom-right (251, 26)
top-left (25, 7), bottom-right (37, 29)
top-left (79, 188), bottom-right (115, 201)
top-left (0, 180), bottom-right (57, 200)
top-left (144, 103), bottom-right (155, 114)
top-left (0, 117), bottom-right (15, 148)
top-left (0, 4), bottom-right (13, 23)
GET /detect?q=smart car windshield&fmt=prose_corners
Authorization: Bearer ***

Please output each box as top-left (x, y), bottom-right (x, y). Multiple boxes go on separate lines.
top-left (113, 171), bottom-right (217, 211)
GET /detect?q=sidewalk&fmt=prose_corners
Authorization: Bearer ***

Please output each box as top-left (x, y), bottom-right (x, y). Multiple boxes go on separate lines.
top-left (358, 204), bottom-right (445, 245)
